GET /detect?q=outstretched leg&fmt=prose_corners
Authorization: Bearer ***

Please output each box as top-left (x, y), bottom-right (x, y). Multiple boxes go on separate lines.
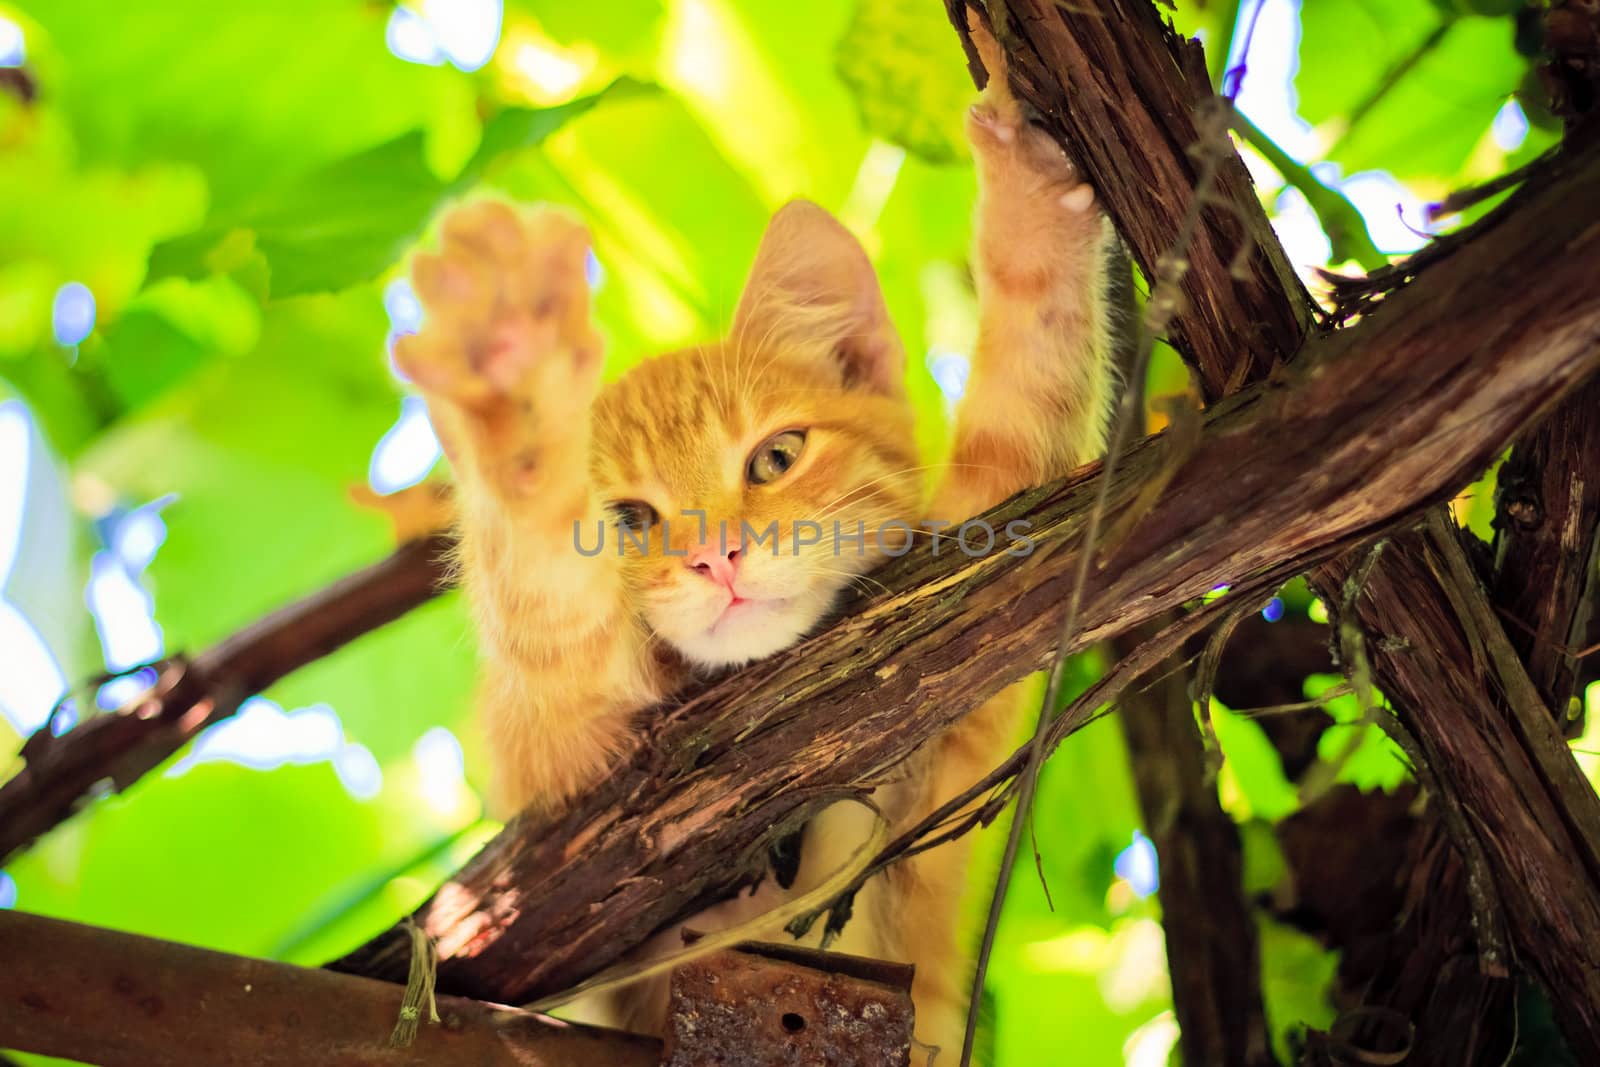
top-left (931, 10), bottom-right (1115, 522)
top-left (397, 201), bottom-right (665, 815)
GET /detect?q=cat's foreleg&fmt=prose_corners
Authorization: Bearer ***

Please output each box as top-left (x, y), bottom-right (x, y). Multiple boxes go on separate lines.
top-left (931, 12), bottom-right (1114, 521)
top-left (396, 202), bottom-right (659, 815)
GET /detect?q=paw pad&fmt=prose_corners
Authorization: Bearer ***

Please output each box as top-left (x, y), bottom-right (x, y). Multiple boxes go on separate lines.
top-left (1059, 185), bottom-right (1096, 213)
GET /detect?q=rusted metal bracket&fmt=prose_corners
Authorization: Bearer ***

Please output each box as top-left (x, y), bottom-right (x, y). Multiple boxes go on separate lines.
top-left (664, 942), bottom-right (916, 1066)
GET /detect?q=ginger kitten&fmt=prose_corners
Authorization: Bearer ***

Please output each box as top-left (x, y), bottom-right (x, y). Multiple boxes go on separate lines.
top-left (394, 18), bottom-right (1113, 1063)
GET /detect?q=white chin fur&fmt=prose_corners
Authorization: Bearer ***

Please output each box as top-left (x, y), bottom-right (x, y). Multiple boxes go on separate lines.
top-left (666, 592), bottom-right (836, 670)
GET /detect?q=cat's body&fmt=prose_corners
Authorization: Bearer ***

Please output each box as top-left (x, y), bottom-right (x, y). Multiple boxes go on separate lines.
top-left (396, 20), bottom-right (1112, 1063)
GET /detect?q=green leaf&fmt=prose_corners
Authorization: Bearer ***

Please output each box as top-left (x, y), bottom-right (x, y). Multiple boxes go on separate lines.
top-left (1259, 915), bottom-right (1340, 1061)
top-left (491, 90), bottom-right (770, 335)
top-left (272, 819), bottom-right (499, 964)
top-left (93, 310), bottom-right (210, 411)
top-left (1297, 1), bottom-right (1448, 129)
top-left (1298, 4), bottom-right (1527, 185)
top-left (146, 86), bottom-right (634, 299)
top-left (25, 0), bottom-right (471, 213)
top-left (1304, 674), bottom-right (1410, 793)
top-left (5, 756), bottom-right (478, 960)
top-left (1213, 703), bottom-right (1301, 822)
top-left (0, 131), bottom-right (208, 359)
top-left (79, 287), bottom-right (400, 648)
top-left (1239, 818), bottom-right (1290, 895)
top-left (506, 0), bottom-right (666, 68)
top-left (996, 699), bottom-right (1143, 928)
top-left (835, 0), bottom-right (972, 164)
top-left (157, 132), bottom-right (446, 299)
top-left (464, 80), bottom-right (655, 181)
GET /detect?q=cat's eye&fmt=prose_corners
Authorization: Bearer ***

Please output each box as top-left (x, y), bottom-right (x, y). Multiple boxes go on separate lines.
top-left (747, 430), bottom-right (807, 486)
top-left (609, 499), bottom-right (659, 532)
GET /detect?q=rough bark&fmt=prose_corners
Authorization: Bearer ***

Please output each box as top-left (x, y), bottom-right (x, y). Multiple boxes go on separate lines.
top-left (329, 136), bottom-right (1600, 1004)
top-left (1492, 376), bottom-right (1600, 718)
top-left (1338, 517), bottom-right (1600, 1038)
top-left (1274, 787), bottom-right (1518, 1066)
top-left (0, 534), bottom-right (454, 863)
top-left (1116, 627), bottom-right (1278, 1067)
top-left (954, 1), bottom-right (1600, 1057)
top-left (0, 909), bottom-right (659, 1067)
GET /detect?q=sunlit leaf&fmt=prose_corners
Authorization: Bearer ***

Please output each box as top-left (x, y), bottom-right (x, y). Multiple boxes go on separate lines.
top-left (835, 0), bottom-right (972, 164)
top-left (1304, 673), bottom-right (1410, 792)
top-left (24, 0), bottom-right (470, 212)
top-left (147, 87), bottom-right (630, 299)
top-left (507, 0), bottom-right (665, 67)
top-left (1298, 3), bottom-right (1526, 185)
top-left (1259, 915), bottom-right (1340, 1061)
top-left (1213, 703), bottom-right (1301, 822)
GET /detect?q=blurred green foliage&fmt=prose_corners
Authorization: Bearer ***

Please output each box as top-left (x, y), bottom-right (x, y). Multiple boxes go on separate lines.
top-left (0, 0), bottom-right (1566, 1063)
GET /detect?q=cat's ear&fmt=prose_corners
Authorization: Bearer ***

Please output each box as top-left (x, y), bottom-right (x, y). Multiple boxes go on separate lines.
top-left (730, 200), bottom-right (905, 396)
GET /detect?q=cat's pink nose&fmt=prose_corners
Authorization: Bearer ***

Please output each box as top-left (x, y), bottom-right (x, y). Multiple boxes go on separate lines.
top-left (688, 543), bottom-right (741, 590)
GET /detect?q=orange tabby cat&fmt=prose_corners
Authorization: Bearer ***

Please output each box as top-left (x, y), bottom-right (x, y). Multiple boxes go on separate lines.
top-left (394, 17), bottom-right (1112, 1062)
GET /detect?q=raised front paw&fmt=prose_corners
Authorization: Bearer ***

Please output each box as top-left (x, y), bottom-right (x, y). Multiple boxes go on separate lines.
top-left (964, 10), bottom-right (1096, 216)
top-left (395, 201), bottom-right (602, 413)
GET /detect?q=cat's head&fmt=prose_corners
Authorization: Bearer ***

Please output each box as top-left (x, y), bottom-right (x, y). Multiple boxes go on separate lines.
top-left (589, 201), bottom-right (921, 669)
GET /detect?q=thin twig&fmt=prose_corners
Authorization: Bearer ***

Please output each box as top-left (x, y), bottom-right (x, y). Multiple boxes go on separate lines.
top-left (0, 534), bottom-right (456, 862)
top-left (1192, 594), bottom-right (1275, 779)
top-left (1232, 681), bottom-right (1354, 719)
top-left (1428, 147), bottom-right (1560, 221)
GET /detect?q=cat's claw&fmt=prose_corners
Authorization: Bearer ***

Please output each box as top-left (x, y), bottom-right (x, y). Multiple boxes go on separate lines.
top-left (964, 12), bottom-right (1096, 216)
top-left (396, 201), bottom-right (602, 412)
top-left (966, 103), bottom-right (1017, 145)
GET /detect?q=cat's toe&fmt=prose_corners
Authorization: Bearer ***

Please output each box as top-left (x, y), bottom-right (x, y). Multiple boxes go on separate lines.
top-left (967, 103), bottom-right (1018, 145)
top-left (440, 199), bottom-right (526, 267)
top-left (402, 202), bottom-right (599, 406)
top-left (1017, 123), bottom-right (1077, 181)
top-left (1059, 184), bottom-right (1096, 213)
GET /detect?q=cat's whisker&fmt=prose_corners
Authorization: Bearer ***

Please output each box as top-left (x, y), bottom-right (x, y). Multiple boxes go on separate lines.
top-left (737, 306), bottom-right (799, 398)
top-left (789, 559), bottom-right (892, 598)
top-left (813, 462), bottom-right (942, 508)
top-left (735, 289), bottom-right (839, 399)
top-left (697, 342), bottom-right (736, 423)
top-left (808, 462), bottom-right (957, 518)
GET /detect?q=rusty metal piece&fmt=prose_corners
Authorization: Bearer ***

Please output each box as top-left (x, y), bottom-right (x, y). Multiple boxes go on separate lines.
top-left (664, 943), bottom-right (914, 1066)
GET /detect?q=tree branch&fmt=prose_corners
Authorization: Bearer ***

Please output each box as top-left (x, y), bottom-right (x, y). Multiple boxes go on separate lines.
top-left (0, 909), bottom-right (659, 1067)
top-left (1116, 623), bottom-right (1278, 1067)
top-left (959, 1), bottom-right (1600, 1056)
top-left (1492, 376), bottom-right (1600, 717)
top-left (0, 534), bottom-right (455, 862)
